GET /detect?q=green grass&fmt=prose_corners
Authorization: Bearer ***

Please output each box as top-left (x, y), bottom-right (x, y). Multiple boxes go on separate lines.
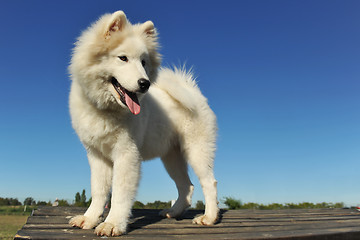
top-left (0, 205), bottom-right (36, 215)
top-left (0, 206), bottom-right (34, 239)
top-left (0, 215), bottom-right (28, 240)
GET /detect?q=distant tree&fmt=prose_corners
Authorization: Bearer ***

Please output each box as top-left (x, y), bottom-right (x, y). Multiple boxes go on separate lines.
top-left (297, 202), bottom-right (310, 209)
top-left (242, 202), bottom-right (259, 209)
top-left (223, 197), bottom-right (242, 210)
top-left (81, 189), bottom-right (86, 204)
top-left (264, 203), bottom-right (283, 210)
top-left (315, 202), bottom-right (330, 209)
top-left (37, 201), bottom-right (50, 206)
top-left (74, 189), bottom-right (88, 207)
top-left (333, 202), bottom-right (344, 208)
top-left (24, 197), bottom-right (36, 206)
top-left (222, 199), bottom-right (345, 210)
top-left (9, 198), bottom-right (22, 206)
top-left (133, 201), bottom-right (145, 209)
top-left (58, 199), bottom-right (70, 206)
top-left (0, 198), bottom-right (6, 205)
top-left (0, 198), bottom-right (22, 206)
top-left (75, 192), bottom-right (81, 204)
top-left (145, 200), bottom-right (171, 209)
top-left (0, 198), bottom-right (8, 205)
top-left (195, 201), bottom-right (205, 210)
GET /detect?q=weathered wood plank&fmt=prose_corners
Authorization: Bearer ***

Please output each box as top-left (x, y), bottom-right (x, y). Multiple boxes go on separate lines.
top-left (14, 228), bottom-right (360, 240)
top-left (15, 207), bottom-right (360, 240)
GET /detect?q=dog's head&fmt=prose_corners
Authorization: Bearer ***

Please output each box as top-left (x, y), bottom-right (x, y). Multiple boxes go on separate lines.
top-left (70, 11), bottom-right (161, 114)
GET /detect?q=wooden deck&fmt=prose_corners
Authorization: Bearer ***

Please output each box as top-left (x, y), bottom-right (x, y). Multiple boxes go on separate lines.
top-left (14, 206), bottom-right (360, 239)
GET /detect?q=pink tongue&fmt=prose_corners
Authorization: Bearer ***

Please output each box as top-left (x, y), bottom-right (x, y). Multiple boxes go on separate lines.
top-left (125, 92), bottom-right (140, 115)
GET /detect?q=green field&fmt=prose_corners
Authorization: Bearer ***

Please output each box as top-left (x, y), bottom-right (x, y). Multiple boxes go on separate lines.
top-left (0, 206), bottom-right (35, 240)
top-left (0, 215), bottom-right (28, 240)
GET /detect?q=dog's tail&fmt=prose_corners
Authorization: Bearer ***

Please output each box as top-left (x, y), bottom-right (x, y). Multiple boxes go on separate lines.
top-left (155, 67), bottom-right (207, 112)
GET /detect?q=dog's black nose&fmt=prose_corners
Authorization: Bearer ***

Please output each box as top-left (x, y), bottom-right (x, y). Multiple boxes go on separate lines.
top-left (138, 78), bottom-right (150, 93)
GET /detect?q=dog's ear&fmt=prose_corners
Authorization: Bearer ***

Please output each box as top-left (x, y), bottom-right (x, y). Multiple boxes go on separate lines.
top-left (142, 21), bottom-right (156, 36)
top-left (105, 11), bottom-right (127, 39)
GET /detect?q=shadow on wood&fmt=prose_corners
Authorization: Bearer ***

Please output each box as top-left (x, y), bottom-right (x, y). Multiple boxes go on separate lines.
top-left (118, 209), bottom-right (225, 233)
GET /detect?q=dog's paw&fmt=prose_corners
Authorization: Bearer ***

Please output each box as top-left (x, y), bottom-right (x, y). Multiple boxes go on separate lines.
top-left (160, 200), bottom-right (190, 219)
top-left (69, 215), bottom-right (100, 229)
top-left (159, 208), bottom-right (184, 218)
top-left (192, 214), bottom-right (217, 225)
top-left (159, 208), bottom-right (176, 218)
top-left (95, 222), bottom-right (126, 237)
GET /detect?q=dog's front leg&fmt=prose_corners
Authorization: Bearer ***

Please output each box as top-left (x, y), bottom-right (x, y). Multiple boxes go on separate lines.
top-left (70, 150), bottom-right (112, 229)
top-left (95, 152), bottom-right (141, 236)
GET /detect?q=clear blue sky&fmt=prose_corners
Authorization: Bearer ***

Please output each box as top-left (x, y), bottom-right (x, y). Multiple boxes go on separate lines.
top-left (0, 0), bottom-right (359, 207)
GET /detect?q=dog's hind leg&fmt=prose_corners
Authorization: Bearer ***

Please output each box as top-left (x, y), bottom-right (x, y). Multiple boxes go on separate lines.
top-left (185, 142), bottom-right (219, 225)
top-left (160, 146), bottom-right (194, 218)
top-left (70, 149), bottom-right (113, 229)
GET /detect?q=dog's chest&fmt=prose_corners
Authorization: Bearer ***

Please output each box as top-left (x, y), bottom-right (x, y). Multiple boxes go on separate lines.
top-left (76, 110), bottom-right (127, 156)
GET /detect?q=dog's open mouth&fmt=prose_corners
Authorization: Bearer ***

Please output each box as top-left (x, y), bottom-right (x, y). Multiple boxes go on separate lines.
top-left (111, 77), bottom-right (140, 115)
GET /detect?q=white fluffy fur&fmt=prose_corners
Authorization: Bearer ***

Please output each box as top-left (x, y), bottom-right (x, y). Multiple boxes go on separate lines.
top-left (68, 11), bottom-right (219, 236)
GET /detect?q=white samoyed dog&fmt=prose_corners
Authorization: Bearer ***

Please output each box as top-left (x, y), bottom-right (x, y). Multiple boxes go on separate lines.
top-left (69, 11), bottom-right (219, 236)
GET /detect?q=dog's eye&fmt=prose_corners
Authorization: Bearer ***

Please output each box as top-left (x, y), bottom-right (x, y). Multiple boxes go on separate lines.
top-left (141, 60), bottom-right (146, 67)
top-left (118, 56), bottom-right (128, 62)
